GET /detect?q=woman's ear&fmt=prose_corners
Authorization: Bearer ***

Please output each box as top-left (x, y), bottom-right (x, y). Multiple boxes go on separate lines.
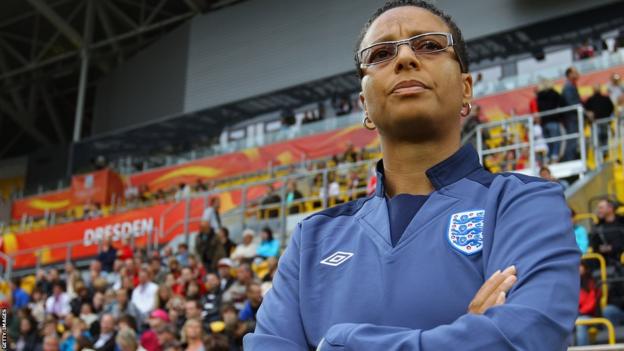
top-left (462, 73), bottom-right (474, 102)
top-left (359, 92), bottom-right (367, 114)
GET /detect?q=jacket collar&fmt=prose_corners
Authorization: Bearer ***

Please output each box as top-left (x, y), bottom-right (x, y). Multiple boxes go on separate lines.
top-left (374, 143), bottom-right (482, 197)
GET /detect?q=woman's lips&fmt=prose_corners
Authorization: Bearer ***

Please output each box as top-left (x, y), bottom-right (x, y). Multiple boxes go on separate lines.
top-left (390, 80), bottom-right (429, 95)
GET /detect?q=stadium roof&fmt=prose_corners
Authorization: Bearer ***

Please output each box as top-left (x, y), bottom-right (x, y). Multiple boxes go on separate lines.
top-left (0, 0), bottom-right (246, 160)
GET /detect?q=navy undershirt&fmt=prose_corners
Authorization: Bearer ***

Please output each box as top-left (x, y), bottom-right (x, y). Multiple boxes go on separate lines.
top-left (386, 194), bottom-right (430, 247)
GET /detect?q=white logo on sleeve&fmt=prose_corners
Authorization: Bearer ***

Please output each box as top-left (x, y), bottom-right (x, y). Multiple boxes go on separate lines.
top-left (320, 251), bottom-right (354, 266)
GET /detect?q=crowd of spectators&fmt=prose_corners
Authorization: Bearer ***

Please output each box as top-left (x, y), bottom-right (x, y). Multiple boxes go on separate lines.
top-left (1, 214), bottom-right (283, 351)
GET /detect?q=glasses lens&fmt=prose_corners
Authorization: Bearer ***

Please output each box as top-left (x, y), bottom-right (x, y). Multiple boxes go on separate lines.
top-left (409, 34), bottom-right (450, 54)
top-left (361, 43), bottom-right (397, 65)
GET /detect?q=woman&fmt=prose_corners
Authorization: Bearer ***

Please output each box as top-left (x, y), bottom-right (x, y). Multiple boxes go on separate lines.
top-left (15, 316), bottom-right (41, 351)
top-left (115, 328), bottom-right (146, 351)
top-left (244, 1), bottom-right (579, 350)
top-left (181, 318), bottom-right (205, 351)
top-left (255, 227), bottom-right (279, 259)
top-left (575, 262), bottom-right (598, 345)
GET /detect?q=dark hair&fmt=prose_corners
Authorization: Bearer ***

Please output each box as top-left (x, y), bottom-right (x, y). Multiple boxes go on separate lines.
top-left (219, 226), bottom-right (230, 238)
top-left (565, 67), bottom-right (575, 78)
top-left (261, 226), bottom-right (274, 242)
top-left (354, 0), bottom-right (469, 77)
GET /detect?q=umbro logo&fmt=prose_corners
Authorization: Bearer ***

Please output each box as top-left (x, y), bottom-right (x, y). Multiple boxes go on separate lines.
top-left (320, 251), bottom-right (354, 266)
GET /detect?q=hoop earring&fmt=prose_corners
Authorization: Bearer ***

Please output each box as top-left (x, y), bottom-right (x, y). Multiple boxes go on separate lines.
top-left (460, 102), bottom-right (472, 117)
top-left (362, 115), bottom-right (376, 130)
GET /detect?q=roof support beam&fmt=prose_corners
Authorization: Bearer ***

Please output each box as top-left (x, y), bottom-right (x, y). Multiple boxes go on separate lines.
top-left (0, 96), bottom-right (51, 146)
top-left (26, 0), bottom-right (83, 48)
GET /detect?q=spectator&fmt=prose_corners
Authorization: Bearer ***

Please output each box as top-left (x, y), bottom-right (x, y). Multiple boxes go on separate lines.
top-left (176, 244), bottom-right (190, 268)
top-left (536, 79), bottom-right (566, 163)
top-left (608, 73), bottom-right (623, 105)
top-left (260, 185), bottom-right (281, 219)
top-left (200, 197), bottom-right (222, 232)
top-left (140, 309), bottom-right (169, 351)
top-left (93, 314), bottom-right (116, 351)
top-left (150, 258), bottom-right (168, 285)
top-left (116, 328), bottom-right (146, 351)
top-left (576, 39), bottom-right (595, 60)
top-left (217, 227), bottom-right (236, 257)
top-left (117, 237), bottom-right (134, 261)
top-left (194, 222), bottom-right (225, 271)
top-left (80, 303), bottom-right (98, 328)
top-left (174, 183), bottom-right (191, 202)
top-left (591, 198), bottom-right (624, 265)
top-left (585, 84), bottom-right (615, 148)
top-left (203, 334), bottom-right (229, 351)
top-left (180, 318), bottom-right (204, 351)
top-left (98, 237), bottom-right (117, 273)
top-left (45, 282), bottom-right (71, 318)
top-left (42, 335), bottom-right (60, 351)
top-left (216, 259), bottom-right (235, 293)
top-left (285, 180), bottom-right (303, 215)
top-left (221, 304), bottom-right (249, 351)
top-left (28, 288), bottom-right (46, 324)
top-left (10, 278), bottom-right (30, 309)
top-left (238, 283), bottom-right (262, 323)
top-left (230, 230), bottom-right (258, 263)
top-left (571, 209), bottom-right (589, 255)
top-left (222, 264), bottom-right (256, 309)
top-left (539, 166), bottom-right (569, 189)
top-left (201, 273), bottom-right (222, 324)
top-left (531, 115), bottom-right (549, 166)
top-left (562, 67), bottom-right (582, 161)
top-left (256, 227), bottom-right (279, 259)
top-left (131, 267), bottom-right (158, 319)
top-left (16, 315), bottom-right (41, 351)
top-left (575, 262), bottom-right (599, 346)
top-left (154, 324), bottom-right (177, 351)
top-left (194, 179), bottom-right (208, 193)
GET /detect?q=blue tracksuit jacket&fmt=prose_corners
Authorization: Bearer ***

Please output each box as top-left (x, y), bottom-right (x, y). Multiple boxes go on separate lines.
top-left (244, 144), bottom-right (581, 350)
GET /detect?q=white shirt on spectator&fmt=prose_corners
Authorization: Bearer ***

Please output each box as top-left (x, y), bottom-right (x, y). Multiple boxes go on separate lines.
top-left (45, 293), bottom-right (71, 317)
top-left (131, 281), bottom-right (158, 315)
top-left (231, 241), bottom-right (258, 261)
top-left (328, 181), bottom-right (341, 197)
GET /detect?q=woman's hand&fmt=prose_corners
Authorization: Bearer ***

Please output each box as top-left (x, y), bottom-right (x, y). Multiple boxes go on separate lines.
top-left (468, 265), bottom-right (517, 314)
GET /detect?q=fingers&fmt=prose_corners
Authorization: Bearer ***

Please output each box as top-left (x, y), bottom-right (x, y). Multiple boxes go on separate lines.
top-left (472, 266), bottom-right (516, 307)
top-left (468, 265), bottom-right (517, 314)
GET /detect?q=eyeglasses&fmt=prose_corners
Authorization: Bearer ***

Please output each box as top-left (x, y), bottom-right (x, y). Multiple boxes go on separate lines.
top-left (356, 32), bottom-right (466, 73)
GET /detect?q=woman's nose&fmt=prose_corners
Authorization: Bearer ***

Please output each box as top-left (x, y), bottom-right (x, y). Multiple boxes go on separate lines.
top-left (393, 43), bottom-right (422, 73)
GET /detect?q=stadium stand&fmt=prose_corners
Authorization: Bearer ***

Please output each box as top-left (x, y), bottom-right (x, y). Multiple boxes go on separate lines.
top-left (2, 1), bottom-right (624, 350)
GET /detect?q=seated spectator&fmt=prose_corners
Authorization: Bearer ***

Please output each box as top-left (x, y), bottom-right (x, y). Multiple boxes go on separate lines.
top-left (98, 237), bottom-right (118, 273)
top-left (256, 227), bottom-right (279, 259)
top-left (575, 262), bottom-right (599, 346)
top-left (176, 244), bottom-right (190, 268)
top-left (576, 38), bottom-right (595, 60)
top-left (117, 237), bottom-right (134, 261)
top-left (230, 230), bottom-right (258, 263)
top-left (116, 327), bottom-right (145, 351)
top-left (222, 264), bottom-right (257, 310)
top-left (180, 318), bottom-right (204, 351)
top-left (539, 166), bottom-right (569, 189)
top-left (174, 183), bottom-right (191, 202)
top-left (216, 259), bottom-right (235, 293)
top-left (571, 209), bottom-right (589, 254)
top-left (201, 273), bottom-right (222, 324)
top-left (285, 180), bottom-right (303, 215)
top-left (45, 282), bottom-right (71, 318)
top-left (260, 185), bottom-right (281, 219)
top-left (42, 335), bottom-right (60, 351)
top-left (10, 278), bottom-right (30, 309)
top-left (238, 283), bottom-right (263, 323)
top-left (131, 267), bottom-right (158, 320)
top-left (93, 314), bottom-right (116, 351)
top-left (591, 198), bottom-right (624, 265)
top-left (155, 324), bottom-right (178, 351)
top-left (16, 315), bottom-right (41, 351)
top-left (221, 304), bottom-right (251, 351)
top-left (140, 309), bottom-right (169, 351)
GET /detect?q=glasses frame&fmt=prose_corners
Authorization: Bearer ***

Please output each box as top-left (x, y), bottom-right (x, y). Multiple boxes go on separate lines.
top-left (356, 31), bottom-right (466, 73)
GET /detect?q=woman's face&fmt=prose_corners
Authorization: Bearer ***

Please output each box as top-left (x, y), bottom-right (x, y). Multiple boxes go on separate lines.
top-left (20, 318), bottom-right (32, 334)
top-left (359, 6), bottom-right (472, 142)
top-left (185, 320), bottom-right (201, 340)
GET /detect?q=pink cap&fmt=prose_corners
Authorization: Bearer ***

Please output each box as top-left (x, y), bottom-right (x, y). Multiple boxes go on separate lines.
top-left (149, 309), bottom-right (170, 322)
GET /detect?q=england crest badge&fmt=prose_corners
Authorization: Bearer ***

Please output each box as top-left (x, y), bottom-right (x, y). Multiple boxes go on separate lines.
top-left (447, 210), bottom-right (485, 256)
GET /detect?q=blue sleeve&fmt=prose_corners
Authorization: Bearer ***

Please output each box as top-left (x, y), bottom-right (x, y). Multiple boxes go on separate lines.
top-left (319, 181), bottom-right (581, 351)
top-left (243, 223), bottom-right (309, 351)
